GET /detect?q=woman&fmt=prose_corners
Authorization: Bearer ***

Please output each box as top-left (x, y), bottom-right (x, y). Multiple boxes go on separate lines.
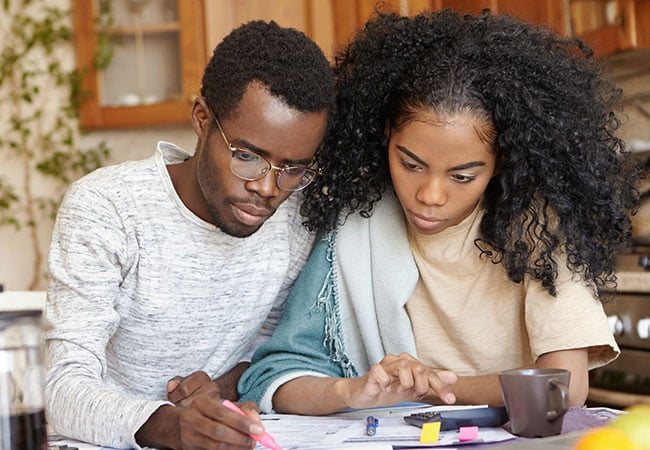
top-left (238, 9), bottom-right (638, 414)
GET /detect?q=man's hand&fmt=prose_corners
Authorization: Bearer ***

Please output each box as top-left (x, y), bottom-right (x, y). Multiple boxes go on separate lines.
top-left (336, 353), bottom-right (458, 409)
top-left (167, 363), bottom-right (251, 406)
top-left (136, 395), bottom-right (264, 450)
top-left (167, 371), bottom-right (221, 407)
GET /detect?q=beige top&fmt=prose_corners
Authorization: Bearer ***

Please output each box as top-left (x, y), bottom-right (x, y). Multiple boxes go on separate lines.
top-left (405, 205), bottom-right (619, 376)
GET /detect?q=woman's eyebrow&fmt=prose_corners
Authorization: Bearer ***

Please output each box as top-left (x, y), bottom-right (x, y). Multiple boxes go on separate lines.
top-left (397, 145), bottom-right (486, 171)
top-left (450, 161), bottom-right (486, 171)
top-left (397, 145), bottom-right (428, 167)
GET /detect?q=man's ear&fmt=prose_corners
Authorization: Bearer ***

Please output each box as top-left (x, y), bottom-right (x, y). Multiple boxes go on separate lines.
top-left (192, 97), bottom-right (212, 136)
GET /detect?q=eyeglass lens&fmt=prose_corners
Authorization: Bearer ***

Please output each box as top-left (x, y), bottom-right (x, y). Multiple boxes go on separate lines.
top-left (212, 111), bottom-right (317, 191)
top-left (230, 149), bottom-right (316, 191)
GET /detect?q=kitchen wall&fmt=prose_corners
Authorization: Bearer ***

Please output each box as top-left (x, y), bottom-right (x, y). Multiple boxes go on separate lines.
top-left (602, 49), bottom-right (650, 244)
top-left (0, 0), bottom-right (76, 291)
top-left (0, 0), bottom-right (197, 291)
top-left (0, 125), bottom-right (196, 291)
top-left (602, 49), bottom-right (650, 145)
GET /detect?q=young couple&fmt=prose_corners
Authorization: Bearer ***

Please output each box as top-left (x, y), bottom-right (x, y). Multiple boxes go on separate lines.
top-left (46, 9), bottom-right (636, 450)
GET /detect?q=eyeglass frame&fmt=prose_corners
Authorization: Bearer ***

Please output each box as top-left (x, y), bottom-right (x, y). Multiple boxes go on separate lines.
top-left (202, 100), bottom-right (320, 192)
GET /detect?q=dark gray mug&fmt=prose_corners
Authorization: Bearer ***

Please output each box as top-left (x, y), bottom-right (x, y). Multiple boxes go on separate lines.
top-left (498, 368), bottom-right (570, 438)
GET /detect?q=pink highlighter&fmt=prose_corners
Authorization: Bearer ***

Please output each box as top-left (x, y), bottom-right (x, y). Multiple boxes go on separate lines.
top-left (221, 399), bottom-right (283, 450)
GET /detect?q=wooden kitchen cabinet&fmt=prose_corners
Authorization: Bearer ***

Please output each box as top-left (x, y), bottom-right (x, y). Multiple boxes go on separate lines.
top-left (325, 0), bottom-right (566, 51)
top-left (327, 0), bottom-right (650, 58)
top-left (568, 0), bottom-right (650, 57)
top-left (443, 0), bottom-right (650, 56)
top-left (202, 0), bottom-right (338, 60)
top-left (200, 0), bottom-right (565, 59)
top-left (72, 0), bottom-right (649, 131)
top-left (72, 0), bottom-right (206, 129)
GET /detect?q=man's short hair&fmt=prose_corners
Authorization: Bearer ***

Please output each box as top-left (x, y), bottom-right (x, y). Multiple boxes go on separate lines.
top-left (201, 20), bottom-right (335, 119)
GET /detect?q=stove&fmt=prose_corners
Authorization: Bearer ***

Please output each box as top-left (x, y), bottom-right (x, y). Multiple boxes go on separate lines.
top-left (588, 252), bottom-right (650, 407)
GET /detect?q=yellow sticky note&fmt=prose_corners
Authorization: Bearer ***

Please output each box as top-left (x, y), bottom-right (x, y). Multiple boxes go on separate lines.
top-left (419, 421), bottom-right (441, 444)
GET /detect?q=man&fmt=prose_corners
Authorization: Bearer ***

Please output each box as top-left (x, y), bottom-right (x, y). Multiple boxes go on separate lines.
top-left (44, 20), bottom-right (334, 449)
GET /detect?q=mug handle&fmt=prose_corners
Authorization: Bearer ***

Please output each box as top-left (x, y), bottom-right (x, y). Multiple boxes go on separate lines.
top-left (546, 379), bottom-right (569, 421)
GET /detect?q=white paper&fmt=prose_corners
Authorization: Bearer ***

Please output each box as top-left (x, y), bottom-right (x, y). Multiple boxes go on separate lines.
top-left (258, 404), bottom-right (516, 449)
top-left (48, 404), bottom-right (517, 450)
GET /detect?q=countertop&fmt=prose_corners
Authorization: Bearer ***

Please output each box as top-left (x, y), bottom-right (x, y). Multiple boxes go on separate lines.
top-left (0, 290), bottom-right (46, 311)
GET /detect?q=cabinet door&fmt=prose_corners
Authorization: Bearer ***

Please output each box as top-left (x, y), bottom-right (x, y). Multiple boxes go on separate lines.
top-left (569, 0), bottom-right (622, 56)
top-left (203, 0), bottom-right (337, 59)
top-left (568, 0), bottom-right (646, 57)
top-left (73, 0), bottom-right (206, 129)
top-left (328, 0), bottom-right (566, 49)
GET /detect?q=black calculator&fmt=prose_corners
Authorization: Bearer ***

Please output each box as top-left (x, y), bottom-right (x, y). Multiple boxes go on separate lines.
top-left (404, 406), bottom-right (509, 431)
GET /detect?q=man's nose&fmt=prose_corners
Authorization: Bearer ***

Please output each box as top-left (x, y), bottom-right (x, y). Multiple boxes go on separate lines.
top-left (246, 169), bottom-right (280, 198)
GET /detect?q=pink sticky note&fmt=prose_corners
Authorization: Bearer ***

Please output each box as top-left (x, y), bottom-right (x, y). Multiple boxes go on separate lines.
top-left (458, 426), bottom-right (479, 442)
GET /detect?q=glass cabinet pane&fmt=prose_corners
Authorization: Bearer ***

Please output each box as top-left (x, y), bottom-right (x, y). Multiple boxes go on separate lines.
top-left (98, 0), bottom-right (182, 107)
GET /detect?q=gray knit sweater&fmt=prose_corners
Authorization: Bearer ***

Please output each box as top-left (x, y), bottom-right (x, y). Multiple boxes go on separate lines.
top-left (44, 141), bottom-right (314, 449)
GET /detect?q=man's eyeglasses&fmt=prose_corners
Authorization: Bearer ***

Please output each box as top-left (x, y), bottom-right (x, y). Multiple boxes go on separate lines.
top-left (212, 114), bottom-right (318, 192)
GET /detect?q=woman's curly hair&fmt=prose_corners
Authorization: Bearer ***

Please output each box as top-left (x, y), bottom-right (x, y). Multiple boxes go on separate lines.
top-left (300, 9), bottom-right (640, 296)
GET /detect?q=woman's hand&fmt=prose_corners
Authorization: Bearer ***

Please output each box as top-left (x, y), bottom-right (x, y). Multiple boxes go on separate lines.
top-left (336, 353), bottom-right (457, 409)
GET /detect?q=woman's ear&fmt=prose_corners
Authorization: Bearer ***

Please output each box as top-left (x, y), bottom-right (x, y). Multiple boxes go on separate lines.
top-left (192, 97), bottom-right (212, 136)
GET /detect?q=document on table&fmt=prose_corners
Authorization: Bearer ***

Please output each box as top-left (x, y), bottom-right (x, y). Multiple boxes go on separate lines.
top-left (48, 437), bottom-right (122, 450)
top-left (48, 404), bottom-right (516, 450)
top-left (258, 403), bottom-right (517, 449)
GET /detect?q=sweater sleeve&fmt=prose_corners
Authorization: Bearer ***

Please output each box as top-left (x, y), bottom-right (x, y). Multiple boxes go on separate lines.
top-left (44, 182), bottom-right (169, 449)
top-left (238, 236), bottom-right (348, 412)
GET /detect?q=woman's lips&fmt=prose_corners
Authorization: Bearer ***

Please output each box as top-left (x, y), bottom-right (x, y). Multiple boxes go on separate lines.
top-left (408, 211), bottom-right (446, 234)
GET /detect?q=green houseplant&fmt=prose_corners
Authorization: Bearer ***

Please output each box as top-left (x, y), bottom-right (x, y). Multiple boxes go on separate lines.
top-left (0, 0), bottom-right (112, 290)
